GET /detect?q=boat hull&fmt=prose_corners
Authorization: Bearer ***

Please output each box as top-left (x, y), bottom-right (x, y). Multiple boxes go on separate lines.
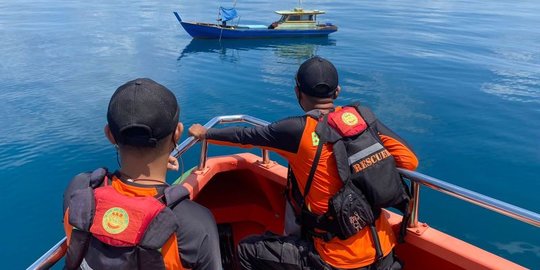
top-left (182, 22), bottom-right (336, 39)
top-left (174, 12), bottom-right (337, 39)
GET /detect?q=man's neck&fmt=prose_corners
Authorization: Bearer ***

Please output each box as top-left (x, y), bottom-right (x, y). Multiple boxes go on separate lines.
top-left (309, 103), bottom-right (335, 114)
top-left (118, 153), bottom-right (168, 185)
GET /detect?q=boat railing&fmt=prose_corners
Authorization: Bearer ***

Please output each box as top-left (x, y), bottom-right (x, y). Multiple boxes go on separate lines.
top-left (171, 115), bottom-right (272, 170)
top-left (28, 114), bottom-right (540, 269)
top-left (170, 115), bottom-right (540, 228)
top-left (27, 236), bottom-right (67, 270)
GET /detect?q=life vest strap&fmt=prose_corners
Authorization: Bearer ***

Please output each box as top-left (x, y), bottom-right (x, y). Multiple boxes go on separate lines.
top-left (139, 207), bottom-right (179, 249)
top-left (302, 115), bottom-right (328, 201)
top-left (68, 187), bottom-right (96, 231)
top-left (65, 229), bottom-right (92, 269)
top-left (369, 225), bottom-right (384, 262)
top-left (164, 184), bottom-right (190, 208)
top-left (89, 168), bottom-right (108, 188)
top-left (300, 208), bottom-right (338, 242)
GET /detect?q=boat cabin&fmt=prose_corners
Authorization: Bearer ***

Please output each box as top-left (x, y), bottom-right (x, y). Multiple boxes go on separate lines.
top-left (271, 8), bottom-right (326, 29)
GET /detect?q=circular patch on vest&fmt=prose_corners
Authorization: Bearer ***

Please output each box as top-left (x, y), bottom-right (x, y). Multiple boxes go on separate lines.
top-left (102, 207), bottom-right (129, 234)
top-left (341, 112), bottom-right (359, 126)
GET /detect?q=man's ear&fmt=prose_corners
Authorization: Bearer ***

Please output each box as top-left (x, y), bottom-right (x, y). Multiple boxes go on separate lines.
top-left (294, 86), bottom-right (301, 100)
top-left (174, 122), bottom-right (184, 142)
top-left (104, 124), bottom-right (117, 145)
top-left (333, 85), bottom-right (341, 99)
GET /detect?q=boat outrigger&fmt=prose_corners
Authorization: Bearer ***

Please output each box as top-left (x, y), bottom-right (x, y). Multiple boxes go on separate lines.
top-left (173, 7), bottom-right (338, 39)
top-left (29, 115), bottom-right (540, 269)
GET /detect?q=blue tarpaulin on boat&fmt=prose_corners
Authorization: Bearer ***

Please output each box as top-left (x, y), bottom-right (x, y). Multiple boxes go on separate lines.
top-left (220, 7), bottom-right (238, 22)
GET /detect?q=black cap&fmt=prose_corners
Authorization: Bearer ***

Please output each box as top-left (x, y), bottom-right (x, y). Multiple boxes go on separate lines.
top-left (296, 56), bottom-right (339, 98)
top-left (107, 78), bottom-right (179, 147)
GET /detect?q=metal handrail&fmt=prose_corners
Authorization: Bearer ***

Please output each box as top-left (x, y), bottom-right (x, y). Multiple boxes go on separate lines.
top-left (29, 114), bottom-right (540, 269)
top-left (399, 169), bottom-right (540, 228)
top-left (175, 115), bottom-right (540, 228)
top-left (27, 237), bottom-right (67, 270)
top-left (171, 115), bottom-right (271, 169)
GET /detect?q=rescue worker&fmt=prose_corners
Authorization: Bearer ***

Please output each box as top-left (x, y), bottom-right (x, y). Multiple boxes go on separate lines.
top-left (189, 56), bottom-right (418, 270)
top-left (62, 78), bottom-right (222, 270)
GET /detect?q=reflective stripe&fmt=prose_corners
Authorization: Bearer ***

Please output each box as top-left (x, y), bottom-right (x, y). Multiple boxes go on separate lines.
top-left (348, 143), bottom-right (384, 165)
top-left (80, 259), bottom-right (95, 270)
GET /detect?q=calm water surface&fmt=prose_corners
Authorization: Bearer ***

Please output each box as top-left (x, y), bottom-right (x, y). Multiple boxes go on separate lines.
top-left (1, 0), bottom-right (539, 268)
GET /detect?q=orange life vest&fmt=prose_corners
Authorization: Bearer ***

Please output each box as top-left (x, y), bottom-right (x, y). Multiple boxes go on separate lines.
top-left (64, 168), bottom-right (187, 270)
top-left (290, 105), bottom-right (410, 263)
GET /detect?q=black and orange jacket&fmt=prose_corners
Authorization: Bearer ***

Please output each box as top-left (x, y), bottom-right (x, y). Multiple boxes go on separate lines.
top-left (206, 107), bottom-right (418, 269)
top-left (62, 173), bottom-right (222, 270)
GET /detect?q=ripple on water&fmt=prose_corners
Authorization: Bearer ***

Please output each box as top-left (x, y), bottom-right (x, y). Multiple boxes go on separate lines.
top-left (482, 52), bottom-right (540, 103)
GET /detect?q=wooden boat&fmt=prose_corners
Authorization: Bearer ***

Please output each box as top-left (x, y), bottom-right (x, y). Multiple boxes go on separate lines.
top-left (29, 115), bottom-right (540, 269)
top-left (173, 8), bottom-right (338, 39)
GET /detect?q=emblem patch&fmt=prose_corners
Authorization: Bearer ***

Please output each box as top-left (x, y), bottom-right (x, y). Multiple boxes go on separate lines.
top-left (341, 112), bottom-right (359, 126)
top-left (311, 132), bottom-right (320, 146)
top-left (102, 207), bottom-right (129, 234)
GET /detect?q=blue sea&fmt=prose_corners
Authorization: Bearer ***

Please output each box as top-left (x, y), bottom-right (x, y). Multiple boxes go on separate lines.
top-left (1, 0), bottom-right (539, 268)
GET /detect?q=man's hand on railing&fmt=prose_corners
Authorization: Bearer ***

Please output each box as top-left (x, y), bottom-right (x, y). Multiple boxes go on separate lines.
top-left (167, 155), bottom-right (179, 171)
top-left (189, 124), bottom-right (208, 140)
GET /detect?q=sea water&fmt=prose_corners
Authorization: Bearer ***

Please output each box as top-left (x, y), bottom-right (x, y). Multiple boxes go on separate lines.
top-left (0, 0), bottom-right (539, 268)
